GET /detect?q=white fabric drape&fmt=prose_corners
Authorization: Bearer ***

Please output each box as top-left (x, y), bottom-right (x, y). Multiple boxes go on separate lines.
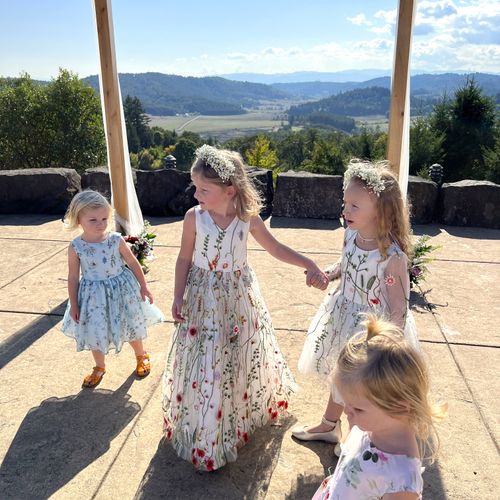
top-left (91, 0), bottom-right (144, 236)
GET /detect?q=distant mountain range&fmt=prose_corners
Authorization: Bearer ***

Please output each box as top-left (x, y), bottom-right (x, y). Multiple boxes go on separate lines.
top-left (80, 71), bottom-right (500, 117)
top-left (82, 73), bottom-right (287, 116)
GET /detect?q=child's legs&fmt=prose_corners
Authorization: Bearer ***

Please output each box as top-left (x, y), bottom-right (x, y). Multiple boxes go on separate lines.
top-left (305, 392), bottom-right (344, 433)
top-left (91, 350), bottom-right (106, 368)
top-left (129, 340), bottom-right (147, 357)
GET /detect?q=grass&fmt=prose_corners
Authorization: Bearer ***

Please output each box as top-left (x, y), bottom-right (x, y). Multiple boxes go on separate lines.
top-left (149, 112), bottom-right (283, 137)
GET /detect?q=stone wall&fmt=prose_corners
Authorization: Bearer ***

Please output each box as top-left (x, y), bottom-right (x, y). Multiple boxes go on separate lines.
top-left (0, 168), bottom-right (499, 229)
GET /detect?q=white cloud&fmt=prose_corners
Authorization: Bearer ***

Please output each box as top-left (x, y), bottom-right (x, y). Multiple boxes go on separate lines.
top-left (348, 13), bottom-right (372, 26)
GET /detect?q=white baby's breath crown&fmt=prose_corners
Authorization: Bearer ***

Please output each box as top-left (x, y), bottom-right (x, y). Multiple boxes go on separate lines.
top-left (195, 144), bottom-right (236, 182)
top-left (343, 161), bottom-right (386, 196)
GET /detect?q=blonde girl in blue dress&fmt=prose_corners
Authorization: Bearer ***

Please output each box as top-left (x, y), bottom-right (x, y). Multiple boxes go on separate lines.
top-left (312, 315), bottom-right (446, 500)
top-left (162, 145), bottom-right (328, 471)
top-left (62, 190), bottom-right (165, 387)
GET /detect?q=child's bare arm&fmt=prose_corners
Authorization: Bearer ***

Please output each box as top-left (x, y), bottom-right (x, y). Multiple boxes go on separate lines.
top-left (67, 245), bottom-right (80, 322)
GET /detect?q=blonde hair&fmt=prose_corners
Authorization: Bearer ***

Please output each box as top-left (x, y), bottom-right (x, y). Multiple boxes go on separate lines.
top-left (345, 159), bottom-right (412, 258)
top-left (333, 315), bottom-right (447, 462)
top-left (191, 147), bottom-right (263, 222)
top-left (63, 190), bottom-right (112, 231)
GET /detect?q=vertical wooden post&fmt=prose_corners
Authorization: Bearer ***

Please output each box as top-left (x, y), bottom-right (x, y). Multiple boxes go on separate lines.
top-left (93, 0), bottom-right (129, 230)
top-left (387, 0), bottom-right (416, 182)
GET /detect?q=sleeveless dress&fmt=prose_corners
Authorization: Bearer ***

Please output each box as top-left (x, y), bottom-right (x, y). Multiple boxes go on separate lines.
top-left (299, 228), bottom-right (419, 377)
top-left (162, 206), bottom-right (296, 471)
top-left (312, 426), bottom-right (423, 499)
top-left (61, 231), bottom-right (165, 353)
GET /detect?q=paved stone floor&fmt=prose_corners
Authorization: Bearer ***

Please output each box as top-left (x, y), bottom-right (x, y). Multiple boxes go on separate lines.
top-left (0, 214), bottom-right (498, 499)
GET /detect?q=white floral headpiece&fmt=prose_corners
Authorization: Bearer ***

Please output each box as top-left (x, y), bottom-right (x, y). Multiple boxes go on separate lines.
top-left (195, 144), bottom-right (235, 182)
top-left (343, 162), bottom-right (386, 196)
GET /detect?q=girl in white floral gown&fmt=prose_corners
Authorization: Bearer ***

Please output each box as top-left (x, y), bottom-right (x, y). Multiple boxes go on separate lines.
top-left (312, 315), bottom-right (446, 500)
top-left (162, 145), bottom-right (327, 471)
top-left (293, 160), bottom-right (420, 447)
top-left (62, 190), bottom-right (165, 388)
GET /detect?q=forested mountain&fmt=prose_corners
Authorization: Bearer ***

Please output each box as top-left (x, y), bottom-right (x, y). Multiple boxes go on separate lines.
top-left (82, 73), bottom-right (287, 116)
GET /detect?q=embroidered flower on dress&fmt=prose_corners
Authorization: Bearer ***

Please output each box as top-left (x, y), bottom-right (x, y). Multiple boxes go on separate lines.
top-left (343, 162), bottom-right (386, 196)
top-left (384, 275), bottom-right (396, 286)
top-left (195, 144), bottom-right (236, 182)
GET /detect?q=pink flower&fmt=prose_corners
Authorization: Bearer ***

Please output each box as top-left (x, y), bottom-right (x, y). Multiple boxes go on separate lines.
top-left (243, 392), bottom-right (248, 400)
top-left (192, 381), bottom-right (197, 389)
top-left (196, 448), bottom-right (205, 458)
top-left (189, 326), bottom-right (198, 336)
top-left (242, 432), bottom-right (249, 443)
top-left (271, 410), bottom-right (278, 419)
top-left (176, 393), bottom-right (182, 403)
top-left (206, 458), bottom-right (215, 471)
top-left (370, 298), bottom-right (380, 305)
top-left (223, 263), bottom-right (228, 269)
top-left (216, 409), bottom-right (222, 420)
top-left (384, 275), bottom-right (396, 286)
top-left (233, 325), bottom-right (239, 334)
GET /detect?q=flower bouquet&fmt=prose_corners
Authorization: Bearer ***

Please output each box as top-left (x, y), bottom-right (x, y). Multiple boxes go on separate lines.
top-left (125, 221), bottom-right (157, 273)
top-left (409, 234), bottom-right (439, 288)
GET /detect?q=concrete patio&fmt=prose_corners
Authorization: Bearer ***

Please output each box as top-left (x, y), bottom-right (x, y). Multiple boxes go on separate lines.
top-left (0, 214), bottom-right (498, 499)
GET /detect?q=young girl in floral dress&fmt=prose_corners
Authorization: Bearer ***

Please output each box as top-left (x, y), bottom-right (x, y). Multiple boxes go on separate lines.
top-left (312, 315), bottom-right (446, 499)
top-left (293, 160), bottom-right (419, 447)
top-left (162, 145), bottom-right (327, 471)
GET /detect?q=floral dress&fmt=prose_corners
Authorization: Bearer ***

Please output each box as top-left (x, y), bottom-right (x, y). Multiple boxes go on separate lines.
top-left (62, 232), bottom-right (165, 353)
top-left (298, 228), bottom-right (418, 377)
top-left (312, 426), bottom-right (423, 499)
top-left (162, 206), bottom-right (296, 471)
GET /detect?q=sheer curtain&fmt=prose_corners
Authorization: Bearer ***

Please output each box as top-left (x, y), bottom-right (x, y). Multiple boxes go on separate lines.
top-left (92, 0), bottom-right (144, 236)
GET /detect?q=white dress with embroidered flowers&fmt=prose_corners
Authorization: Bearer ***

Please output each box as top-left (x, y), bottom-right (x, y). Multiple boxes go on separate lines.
top-left (299, 228), bottom-right (418, 377)
top-left (312, 426), bottom-right (423, 499)
top-left (162, 206), bottom-right (296, 471)
top-left (61, 232), bottom-right (165, 353)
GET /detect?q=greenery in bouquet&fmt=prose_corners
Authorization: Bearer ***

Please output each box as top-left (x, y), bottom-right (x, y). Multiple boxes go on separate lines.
top-left (409, 234), bottom-right (440, 288)
top-left (125, 221), bottom-right (157, 273)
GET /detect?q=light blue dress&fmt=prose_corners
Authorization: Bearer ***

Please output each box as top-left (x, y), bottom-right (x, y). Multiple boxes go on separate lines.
top-left (62, 231), bottom-right (165, 353)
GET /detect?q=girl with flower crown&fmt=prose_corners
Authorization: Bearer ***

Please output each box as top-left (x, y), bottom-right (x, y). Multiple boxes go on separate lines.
top-left (162, 145), bottom-right (328, 471)
top-left (292, 159), bottom-right (420, 452)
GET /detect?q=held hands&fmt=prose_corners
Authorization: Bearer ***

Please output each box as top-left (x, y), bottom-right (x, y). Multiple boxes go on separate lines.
top-left (171, 297), bottom-right (185, 323)
top-left (304, 265), bottom-right (329, 290)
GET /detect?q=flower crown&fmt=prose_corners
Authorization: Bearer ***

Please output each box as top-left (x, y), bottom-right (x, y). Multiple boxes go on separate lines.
top-left (195, 144), bottom-right (235, 182)
top-left (343, 162), bottom-right (386, 196)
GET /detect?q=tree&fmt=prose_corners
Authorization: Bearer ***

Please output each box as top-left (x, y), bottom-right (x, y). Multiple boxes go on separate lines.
top-left (301, 140), bottom-right (345, 175)
top-left (430, 79), bottom-right (497, 181)
top-left (245, 136), bottom-right (278, 170)
top-left (173, 138), bottom-right (197, 170)
top-left (0, 70), bottom-right (106, 172)
top-left (124, 95), bottom-right (152, 152)
top-left (409, 116), bottom-right (444, 175)
top-left (482, 129), bottom-right (500, 184)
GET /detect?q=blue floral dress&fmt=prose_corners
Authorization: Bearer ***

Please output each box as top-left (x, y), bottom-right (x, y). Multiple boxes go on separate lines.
top-left (162, 206), bottom-right (296, 471)
top-left (62, 231), bottom-right (165, 353)
top-left (312, 426), bottom-right (423, 499)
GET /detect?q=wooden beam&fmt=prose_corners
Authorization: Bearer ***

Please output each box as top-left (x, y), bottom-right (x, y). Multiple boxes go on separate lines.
top-left (387, 0), bottom-right (416, 181)
top-left (93, 0), bottom-right (129, 230)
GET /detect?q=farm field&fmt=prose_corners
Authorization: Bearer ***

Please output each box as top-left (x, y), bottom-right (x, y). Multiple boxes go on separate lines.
top-left (148, 112), bottom-right (283, 137)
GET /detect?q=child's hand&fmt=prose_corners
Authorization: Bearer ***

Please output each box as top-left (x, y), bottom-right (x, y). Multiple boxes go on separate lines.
top-left (172, 297), bottom-right (185, 323)
top-left (305, 266), bottom-right (329, 290)
top-left (140, 285), bottom-right (154, 304)
top-left (70, 306), bottom-right (80, 323)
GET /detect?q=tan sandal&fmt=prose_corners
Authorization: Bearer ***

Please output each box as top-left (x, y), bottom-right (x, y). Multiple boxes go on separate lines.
top-left (136, 352), bottom-right (151, 377)
top-left (82, 366), bottom-right (106, 388)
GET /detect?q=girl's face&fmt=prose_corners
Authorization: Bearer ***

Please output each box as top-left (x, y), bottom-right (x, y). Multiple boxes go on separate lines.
top-left (192, 175), bottom-right (234, 211)
top-left (343, 181), bottom-right (378, 234)
top-left (78, 206), bottom-right (110, 239)
top-left (338, 383), bottom-right (404, 434)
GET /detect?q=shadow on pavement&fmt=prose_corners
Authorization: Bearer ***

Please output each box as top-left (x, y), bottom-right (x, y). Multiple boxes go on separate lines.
top-left (0, 374), bottom-right (140, 499)
top-left (0, 214), bottom-right (63, 227)
top-left (0, 301), bottom-right (66, 370)
top-left (135, 415), bottom-right (296, 500)
top-left (285, 438), bottom-right (339, 499)
top-left (269, 217), bottom-right (342, 231)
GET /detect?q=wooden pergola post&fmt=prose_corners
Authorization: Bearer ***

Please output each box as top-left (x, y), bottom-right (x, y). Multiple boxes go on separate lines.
top-left (93, 0), bottom-right (129, 231)
top-left (387, 0), bottom-right (416, 187)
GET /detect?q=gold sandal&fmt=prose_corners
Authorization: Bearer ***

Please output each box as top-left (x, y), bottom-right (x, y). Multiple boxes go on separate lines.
top-left (82, 366), bottom-right (106, 388)
top-left (136, 352), bottom-right (151, 377)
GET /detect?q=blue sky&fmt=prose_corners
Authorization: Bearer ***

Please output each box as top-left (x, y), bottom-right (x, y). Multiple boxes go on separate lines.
top-left (1, 0), bottom-right (499, 80)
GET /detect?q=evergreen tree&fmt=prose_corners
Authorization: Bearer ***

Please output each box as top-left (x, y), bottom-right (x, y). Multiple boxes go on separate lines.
top-left (245, 136), bottom-right (278, 170)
